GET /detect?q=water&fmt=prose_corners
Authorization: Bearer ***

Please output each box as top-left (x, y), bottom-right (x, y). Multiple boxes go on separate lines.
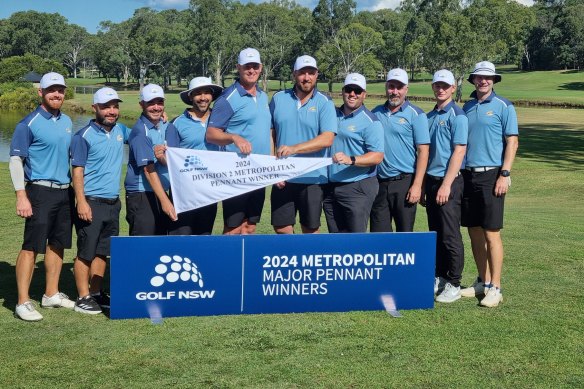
top-left (0, 111), bottom-right (130, 162)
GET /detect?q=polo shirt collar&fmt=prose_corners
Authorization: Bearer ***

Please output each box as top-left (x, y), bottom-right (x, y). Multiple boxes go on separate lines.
top-left (433, 100), bottom-right (457, 113)
top-left (89, 119), bottom-right (111, 133)
top-left (139, 114), bottom-right (161, 129)
top-left (235, 79), bottom-right (263, 96)
top-left (470, 89), bottom-right (497, 103)
top-left (384, 99), bottom-right (411, 113)
top-left (291, 86), bottom-right (319, 101)
top-left (339, 104), bottom-right (365, 118)
top-left (182, 108), bottom-right (207, 123)
top-left (37, 105), bottom-right (62, 120)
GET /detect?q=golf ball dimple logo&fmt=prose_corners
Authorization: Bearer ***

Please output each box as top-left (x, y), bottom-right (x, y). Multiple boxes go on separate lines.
top-left (184, 155), bottom-right (202, 168)
top-left (150, 255), bottom-right (204, 288)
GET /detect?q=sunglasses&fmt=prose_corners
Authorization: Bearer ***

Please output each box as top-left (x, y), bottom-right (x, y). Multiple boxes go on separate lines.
top-left (344, 86), bottom-right (364, 95)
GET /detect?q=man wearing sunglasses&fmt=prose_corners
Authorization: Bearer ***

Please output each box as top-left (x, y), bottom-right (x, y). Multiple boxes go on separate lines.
top-left (370, 68), bottom-right (430, 233)
top-left (207, 48), bottom-right (272, 235)
top-left (323, 73), bottom-right (384, 233)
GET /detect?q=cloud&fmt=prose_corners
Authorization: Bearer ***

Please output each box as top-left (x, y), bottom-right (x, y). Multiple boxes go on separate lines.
top-left (144, 0), bottom-right (189, 10)
top-left (359, 0), bottom-right (401, 11)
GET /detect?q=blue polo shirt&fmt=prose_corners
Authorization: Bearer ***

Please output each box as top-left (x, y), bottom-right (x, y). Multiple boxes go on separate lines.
top-left (372, 100), bottom-right (430, 178)
top-left (207, 80), bottom-right (271, 155)
top-left (10, 105), bottom-right (73, 185)
top-left (70, 120), bottom-right (126, 198)
top-left (329, 105), bottom-right (384, 183)
top-left (463, 90), bottom-right (518, 167)
top-left (426, 101), bottom-right (468, 177)
top-left (124, 115), bottom-right (178, 193)
top-left (169, 109), bottom-right (220, 151)
top-left (270, 88), bottom-right (337, 184)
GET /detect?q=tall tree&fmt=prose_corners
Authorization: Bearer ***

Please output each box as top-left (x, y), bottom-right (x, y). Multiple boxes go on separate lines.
top-left (62, 24), bottom-right (90, 78)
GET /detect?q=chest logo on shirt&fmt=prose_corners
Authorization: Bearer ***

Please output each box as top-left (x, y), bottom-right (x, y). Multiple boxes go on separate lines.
top-left (439, 120), bottom-right (446, 126)
top-left (347, 125), bottom-right (357, 132)
top-left (66, 127), bottom-right (72, 133)
top-left (486, 111), bottom-right (494, 116)
top-left (308, 106), bottom-right (317, 112)
top-left (117, 135), bottom-right (123, 142)
top-left (399, 118), bottom-right (407, 124)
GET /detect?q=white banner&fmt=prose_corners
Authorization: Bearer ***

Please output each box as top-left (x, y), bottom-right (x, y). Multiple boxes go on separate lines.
top-left (166, 148), bottom-right (332, 214)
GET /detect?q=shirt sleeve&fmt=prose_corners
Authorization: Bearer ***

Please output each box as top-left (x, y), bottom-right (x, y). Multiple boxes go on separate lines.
top-left (452, 114), bottom-right (469, 145)
top-left (412, 112), bottom-right (430, 145)
top-left (129, 128), bottom-right (155, 168)
top-left (70, 132), bottom-right (89, 167)
top-left (9, 122), bottom-right (32, 158)
top-left (165, 122), bottom-right (180, 147)
top-left (502, 104), bottom-right (519, 137)
top-left (364, 120), bottom-right (384, 153)
top-left (319, 99), bottom-right (338, 135)
top-left (208, 96), bottom-right (234, 130)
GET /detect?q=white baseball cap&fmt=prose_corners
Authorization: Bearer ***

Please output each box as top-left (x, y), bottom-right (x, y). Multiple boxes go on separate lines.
top-left (294, 55), bottom-right (318, 71)
top-left (93, 87), bottom-right (123, 104)
top-left (344, 73), bottom-right (366, 91)
top-left (432, 69), bottom-right (455, 86)
top-left (140, 84), bottom-right (165, 102)
top-left (238, 48), bottom-right (261, 65)
top-left (386, 68), bottom-right (408, 85)
top-left (40, 72), bottom-right (66, 89)
top-left (180, 77), bottom-right (223, 105)
top-left (468, 61), bottom-right (501, 84)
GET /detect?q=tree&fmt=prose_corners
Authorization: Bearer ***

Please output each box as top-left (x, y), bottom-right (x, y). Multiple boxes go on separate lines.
top-left (62, 24), bottom-right (90, 78)
top-left (0, 54), bottom-right (67, 83)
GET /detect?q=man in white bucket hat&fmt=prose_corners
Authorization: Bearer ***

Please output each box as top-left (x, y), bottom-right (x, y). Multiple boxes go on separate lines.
top-left (166, 77), bottom-right (223, 235)
top-left (461, 61), bottom-right (519, 307)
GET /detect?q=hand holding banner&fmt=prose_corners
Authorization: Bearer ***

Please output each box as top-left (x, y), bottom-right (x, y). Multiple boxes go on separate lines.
top-left (166, 148), bottom-right (332, 213)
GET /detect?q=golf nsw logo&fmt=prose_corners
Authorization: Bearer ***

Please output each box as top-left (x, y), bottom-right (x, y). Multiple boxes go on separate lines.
top-left (136, 255), bottom-right (216, 301)
top-left (179, 155), bottom-right (208, 173)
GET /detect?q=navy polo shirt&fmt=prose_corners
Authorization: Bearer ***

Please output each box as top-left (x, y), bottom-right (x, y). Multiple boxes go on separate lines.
top-left (427, 101), bottom-right (468, 177)
top-left (270, 88), bottom-right (337, 184)
top-left (169, 109), bottom-right (220, 151)
top-left (70, 120), bottom-right (126, 198)
top-left (10, 105), bottom-right (73, 184)
top-left (207, 80), bottom-right (271, 155)
top-left (463, 90), bottom-right (518, 167)
top-left (372, 100), bottom-right (430, 178)
top-left (329, 105), bottom-right (384, 183)
top-left (124, 115), bottom-right (178, 193)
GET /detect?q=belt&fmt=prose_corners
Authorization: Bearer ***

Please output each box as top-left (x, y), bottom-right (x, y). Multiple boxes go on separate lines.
top-left (379, 173), bottom-right (412, 182)
top-left (465, 166), bottom-right (498, 172)
top-left (30, 180), bottom-right (70, 189)
top-left (427, 171), bottom-right (462, 180)
top-left (86, 196), bottom-right (119, 205)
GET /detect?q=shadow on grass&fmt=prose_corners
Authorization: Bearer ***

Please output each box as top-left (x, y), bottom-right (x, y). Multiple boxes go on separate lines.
top-left (518, 124), bottom-right (584, 169)
top-left (558, 82), bottom-right (584, 91)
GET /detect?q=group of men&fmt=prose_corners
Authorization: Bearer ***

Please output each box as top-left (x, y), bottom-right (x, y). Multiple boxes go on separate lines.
top-left (9, 47), bottom-right (517, 321)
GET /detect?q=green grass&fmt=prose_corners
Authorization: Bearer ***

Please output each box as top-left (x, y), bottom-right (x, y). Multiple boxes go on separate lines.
top-left (0, 107), bottom-right (583, 387)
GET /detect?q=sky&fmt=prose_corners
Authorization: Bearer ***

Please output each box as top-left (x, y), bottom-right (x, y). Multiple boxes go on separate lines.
top-left (0, 0), bottom-right (534, 34)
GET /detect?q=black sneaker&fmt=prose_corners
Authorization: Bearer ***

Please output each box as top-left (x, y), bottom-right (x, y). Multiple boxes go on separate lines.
top-left (92, 292), bottom-right (110, 309)
top-left (74, 295), bottom-right (102, 315)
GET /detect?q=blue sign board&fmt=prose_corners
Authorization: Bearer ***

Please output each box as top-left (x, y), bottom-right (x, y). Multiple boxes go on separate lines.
top-left (110, 233), bottom-right (436, 320)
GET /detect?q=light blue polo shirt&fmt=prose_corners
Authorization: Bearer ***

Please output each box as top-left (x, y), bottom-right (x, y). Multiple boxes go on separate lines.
top-left (372, 100), bottom-right (430, 178)
top-left (207, 80), bottom-right (271, 155)
top-left (426, 101), bottom-right (468, 177)
top-left (329, 105), bottom-right (384, 183)
top-left (124, 115), bottom-right (178, 193)
top-left (169, 109), bottom-right (220, 151)
top-left (463, 90), bottom-right (518, 167)
top-left (270, 88), bottom-right (337, 184)
top-left (10, 105), bottom-right (73, 185)
top-left (70, 120), bottom-right (126, 198)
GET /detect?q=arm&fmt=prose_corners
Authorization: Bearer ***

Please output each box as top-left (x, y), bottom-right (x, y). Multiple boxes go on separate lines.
top-left (206, 126), bottom-right (251, 154)
top-left (436, 145), bottom-right (466, 205)
top-left (495, 135), bottom-right (519, 197)
top-left (9, 156), bottom-right (32, 218)
top-left (72, 166), bottom-right (92, 222)
top-left (407, 144), bottom-right (429, 204)
top-left (143, 163), bottom-right (177, 221)
top-left (333, 151), bottom-right (384, 166)
top-left (277, 131), bottom-right (335, 158)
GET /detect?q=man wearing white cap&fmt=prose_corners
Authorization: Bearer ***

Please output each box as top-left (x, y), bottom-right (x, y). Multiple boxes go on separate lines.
top-left (323, 73), bottom-right (384, 233)
top-left (461, 61), bottom-right (519, 308)
top-left (9, 72), bottom-right (75, 321)
top-left (70, 87), bottom-right (126, 314)
top-left (425, 70), bottom-right (468, 303)
top-left (370, 68), bottom-right (430, 233)
top-left (206, 48), bottom-right (272, 235)
top-left (125, 83), bottom-right (179, 236)
top-left (167, 77), bottom-right (223, 235)
top-left (270, 55), bottom-right (337, 234)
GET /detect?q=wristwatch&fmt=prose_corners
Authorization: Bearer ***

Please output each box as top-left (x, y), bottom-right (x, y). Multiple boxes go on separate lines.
top-left (350, 156), bottom-right (356, 165)
top-left (500, 170), bottom-right (511, 177)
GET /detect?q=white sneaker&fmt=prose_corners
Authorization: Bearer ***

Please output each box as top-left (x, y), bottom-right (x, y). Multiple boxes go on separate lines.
top-left (460, 277), bottom-right (487, 297)
top-left (434, 276), bottom-right (446, 295)
top-left (480, 287), bottom-right (503, 307)
top-left (435, 282), bottom-right (461, 303)
top-left (41, 292), bottom-right (75, 309)
top-left (15, 301), bottom-right (43, 321)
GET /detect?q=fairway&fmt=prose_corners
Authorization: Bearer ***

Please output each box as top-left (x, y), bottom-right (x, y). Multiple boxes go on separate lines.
top-left (0, 107), bottom-right (582, 387)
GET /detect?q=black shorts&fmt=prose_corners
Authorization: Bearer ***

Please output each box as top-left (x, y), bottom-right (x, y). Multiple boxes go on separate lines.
top-left (323, 177), bottom-right (379, 233)
top-left (75, 197), bottom-right (121, 261)
top-left (168, 203), bottom-right (217, 235)
top-left (126, 191), bottom-right (169, 236)
top-left (461, 169), bottom-right (505, 230)
top-left (222, 188), bottom-right (265, 228)
top-left (22, 184), bottom-right (73, 253)
top-left (271, 183), bottom-right (323, 229)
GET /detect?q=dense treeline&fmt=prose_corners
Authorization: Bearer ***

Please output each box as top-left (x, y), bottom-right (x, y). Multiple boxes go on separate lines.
top-left (0, 0), bottom-right (581, 93)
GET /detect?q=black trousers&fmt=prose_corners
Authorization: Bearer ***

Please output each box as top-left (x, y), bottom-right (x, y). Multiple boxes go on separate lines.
top-left (425, 174), bottom-right (464, 286)
top-left (370, 174), bottom-right (416, 232)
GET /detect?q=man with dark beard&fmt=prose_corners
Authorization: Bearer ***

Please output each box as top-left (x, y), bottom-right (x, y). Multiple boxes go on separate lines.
top-left (370, 68), bottom-right (430, 232)
top-left (70, 87), bottom-right (126, 314)
top-left (270, 55), bottom-right (337, 234)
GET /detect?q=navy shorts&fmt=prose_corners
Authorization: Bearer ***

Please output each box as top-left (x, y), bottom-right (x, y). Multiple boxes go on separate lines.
top-left (126, 191), bottom-right (169, 236)
top-left (22, 183), bottom-right (73, 253)
top-left (223, 188), bottom-right (265, 228)
top-left (462, 169), bottom-right (505, 230)
top-left (75, 197), bottom-right (121, 261)
top-left (271, 183), bottom-right (323, 229)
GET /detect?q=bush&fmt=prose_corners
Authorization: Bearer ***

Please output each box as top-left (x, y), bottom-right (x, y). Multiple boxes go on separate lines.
top-left (0, 86), bottom-right (39, 111)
